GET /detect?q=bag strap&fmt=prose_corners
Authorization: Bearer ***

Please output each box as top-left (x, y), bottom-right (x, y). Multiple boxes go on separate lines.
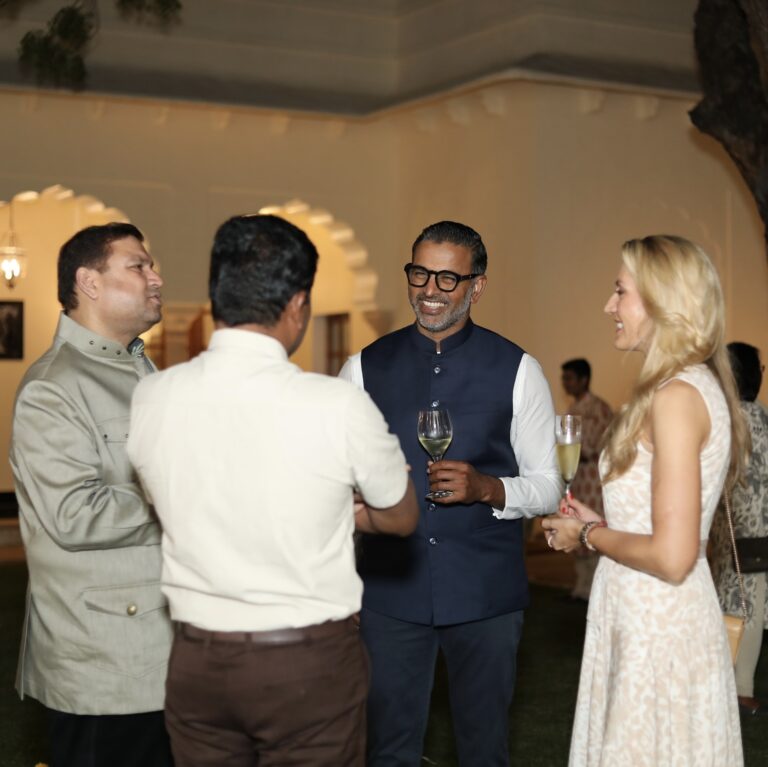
top-left (723, 493), bottom-right (748, 621)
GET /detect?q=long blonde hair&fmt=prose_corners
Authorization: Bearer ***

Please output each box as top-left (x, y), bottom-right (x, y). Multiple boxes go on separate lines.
top-left (601, 235), bottom-right (748, 491)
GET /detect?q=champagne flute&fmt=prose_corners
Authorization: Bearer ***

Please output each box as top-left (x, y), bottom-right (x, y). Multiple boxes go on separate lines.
top-left (555, 415), bottom-right (582, 499)
top-left (417, 407), bottom-right (453, 499)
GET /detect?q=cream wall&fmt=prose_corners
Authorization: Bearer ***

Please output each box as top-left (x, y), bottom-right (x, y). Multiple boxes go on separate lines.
top-left (1, 76), bottom-right (767, 492)
top-left (391, 80), bottom-right (768, 415)
top-left (0, 89), bottom-right (400, 491)
top-left (530, 85), bottom-right (768, 412)
top-left (0, 91), bottom-right (399, 304)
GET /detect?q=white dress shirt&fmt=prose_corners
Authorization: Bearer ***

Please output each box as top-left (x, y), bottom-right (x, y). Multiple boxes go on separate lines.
top-left (339, 350), bottom-right (561, 519)
top-left (128, 329), bottom-right (409, 632)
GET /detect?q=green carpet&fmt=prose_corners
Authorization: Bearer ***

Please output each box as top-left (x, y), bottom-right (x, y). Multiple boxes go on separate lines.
top-left (1, 562), bottom-right (766, 766)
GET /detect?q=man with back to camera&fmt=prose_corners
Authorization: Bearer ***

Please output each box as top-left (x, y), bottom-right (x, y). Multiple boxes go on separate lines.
top-left (10, 223), bottom-right (173, 766)
top-left (127, 214), bottom-right (419, 766)
top-left (339, 220), bottom-right (561, 766)
top-left (560, 358), bottom-right (613, 601)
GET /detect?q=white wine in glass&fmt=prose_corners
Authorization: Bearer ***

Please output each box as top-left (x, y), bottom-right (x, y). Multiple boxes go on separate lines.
top-left (417, 407), bottom-right (453, 500)
top-left (555, 415), bottom-right (582, 498)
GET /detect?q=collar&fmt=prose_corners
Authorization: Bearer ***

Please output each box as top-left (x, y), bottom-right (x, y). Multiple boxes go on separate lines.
top-left (56, 313), bottom-right (141, 361)
top-left (208, 328), bottom-right (288, 360)
top-left (408, 318), bottom-right (475, 355)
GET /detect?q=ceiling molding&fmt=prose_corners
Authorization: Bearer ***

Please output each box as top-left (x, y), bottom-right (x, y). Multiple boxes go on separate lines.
top-left (0, 0), bottom-right (700, 115)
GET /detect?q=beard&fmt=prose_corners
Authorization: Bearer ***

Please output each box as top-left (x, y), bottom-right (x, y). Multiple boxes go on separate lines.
top-left (410, 288), bottom-right (473, 334)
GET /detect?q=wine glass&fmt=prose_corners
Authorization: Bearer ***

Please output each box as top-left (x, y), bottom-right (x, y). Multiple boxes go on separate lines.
top-left (417, 407), bottom-right (453, 499)
top-left (555, 415), bottom-right (582, 499)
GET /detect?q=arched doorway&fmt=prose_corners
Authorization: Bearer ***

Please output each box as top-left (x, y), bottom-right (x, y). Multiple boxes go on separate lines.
top-left (189, 200), bottom-right (390, 373)
top-left (0, 185), bottom-right (163, 494)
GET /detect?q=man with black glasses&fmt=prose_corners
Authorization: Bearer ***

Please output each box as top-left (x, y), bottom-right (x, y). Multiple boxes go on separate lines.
top-left (340, 220), bottom-right (561, 767)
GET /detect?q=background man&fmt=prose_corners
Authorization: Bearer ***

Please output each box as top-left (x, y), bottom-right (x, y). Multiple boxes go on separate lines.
top-left (10, 223), bottom-right (173, 766)
top-left (560, 357), bottom-right (613, 601)
top-left (339, 220), bottom-right (561, 767)
top-left (127, 214), bottom-right (418, 766)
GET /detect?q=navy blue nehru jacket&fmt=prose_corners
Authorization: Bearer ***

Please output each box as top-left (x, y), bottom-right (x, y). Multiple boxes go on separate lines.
top-left (359, 319), bottom-right (528, 626)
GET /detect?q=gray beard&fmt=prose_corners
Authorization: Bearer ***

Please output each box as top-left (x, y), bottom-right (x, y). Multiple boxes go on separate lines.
top-left (410, 288), bottom-right (473, 334)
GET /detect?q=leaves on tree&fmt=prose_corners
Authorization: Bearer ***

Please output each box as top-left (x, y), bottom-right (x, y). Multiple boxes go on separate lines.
top-left (13, 0), bottom-right (182, 88)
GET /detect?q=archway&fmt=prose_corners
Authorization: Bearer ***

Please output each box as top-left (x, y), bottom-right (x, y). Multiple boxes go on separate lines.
top-left (0, 185), bottom-right (161, 494)
top-left (191, 200), bottom-right (389, 373)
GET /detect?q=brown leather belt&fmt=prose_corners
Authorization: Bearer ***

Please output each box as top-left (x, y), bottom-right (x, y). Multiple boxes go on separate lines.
top-left (174, 616), bottom-right (356, 645)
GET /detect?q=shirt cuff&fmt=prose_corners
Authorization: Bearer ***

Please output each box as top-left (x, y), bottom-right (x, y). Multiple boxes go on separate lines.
top-left (491, 475), bottom-right (562, 520)
top-left (492, 477), bottom-right (521, 519)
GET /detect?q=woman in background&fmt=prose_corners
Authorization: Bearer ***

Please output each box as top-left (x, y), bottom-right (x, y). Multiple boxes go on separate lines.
top-left (543, 235), bottom-right (748, 766)
top-left (711, 341), bottom-right (768, 716)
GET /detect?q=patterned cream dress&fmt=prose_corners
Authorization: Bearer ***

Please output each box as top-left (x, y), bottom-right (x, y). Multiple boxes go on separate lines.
top-left (569, 365), bottom-right (743, 767)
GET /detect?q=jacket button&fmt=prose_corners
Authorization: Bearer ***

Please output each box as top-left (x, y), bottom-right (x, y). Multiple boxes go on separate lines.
top-left (431, 400), bottom-right (439, 407)
top-left (429, 537), bottom-right (438, 545)
top-left (428, 503), bottom-right (436, 511)
top-left (433, 366), bottom-right (441, 374)
top-left (126, 603), bottom-right (138, 616)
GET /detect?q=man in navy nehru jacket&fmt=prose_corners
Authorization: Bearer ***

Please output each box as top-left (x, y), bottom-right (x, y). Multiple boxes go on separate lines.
top-left (339, 220), bottom-right (561, 767)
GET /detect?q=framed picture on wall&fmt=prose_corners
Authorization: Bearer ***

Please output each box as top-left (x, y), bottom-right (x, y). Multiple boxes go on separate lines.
top-left (0, 301), bottom-right (23, 359)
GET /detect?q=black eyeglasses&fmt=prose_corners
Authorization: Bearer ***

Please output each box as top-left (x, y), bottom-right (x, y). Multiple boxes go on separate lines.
top-left (404, 264), bottom-right (479, 292)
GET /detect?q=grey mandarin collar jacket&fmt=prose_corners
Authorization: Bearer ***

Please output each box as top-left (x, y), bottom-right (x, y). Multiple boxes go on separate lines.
top-left (10, 312), bottom-right (171, 715)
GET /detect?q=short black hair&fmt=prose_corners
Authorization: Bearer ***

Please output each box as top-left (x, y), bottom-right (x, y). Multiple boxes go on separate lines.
top-left (58, 222), bottom-right (144, 312)
top-left (727, 342), bottom-right (762, 402)
top-left (209, 215), bottom-right (318, 327)
top-left (562, 358), bottom-right (591, 384)
top-left (412, 220), bottom-right (487, 274)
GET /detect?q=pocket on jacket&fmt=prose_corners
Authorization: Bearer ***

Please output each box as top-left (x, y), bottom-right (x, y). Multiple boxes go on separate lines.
top-left (81, 582), bottom-right (172, 678)
top-left (98, 416), bottom-right (131, 443)
top-left (96, 416), bottom-right (134, 482)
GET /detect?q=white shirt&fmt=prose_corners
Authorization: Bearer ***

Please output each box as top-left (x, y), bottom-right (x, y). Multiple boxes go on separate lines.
top-left (339, 350), bottom-right (561, 519)
top-left (127, 329), bottom-right (409, 631)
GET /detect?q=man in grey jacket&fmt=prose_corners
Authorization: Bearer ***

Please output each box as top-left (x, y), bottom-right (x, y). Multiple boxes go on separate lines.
top-left (10, 223), bottom-right (173, 766)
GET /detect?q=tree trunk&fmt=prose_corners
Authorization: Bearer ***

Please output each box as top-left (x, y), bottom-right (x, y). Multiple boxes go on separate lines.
top-left (690, 0), bottom-right (768, 253)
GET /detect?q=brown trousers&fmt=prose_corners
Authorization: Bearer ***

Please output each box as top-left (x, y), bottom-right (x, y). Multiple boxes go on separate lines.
top-left (165, 618), bottom-right (368, 767)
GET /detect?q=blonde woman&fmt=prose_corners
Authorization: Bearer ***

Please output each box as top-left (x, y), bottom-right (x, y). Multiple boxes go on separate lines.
top-left (543, 235), bottom-right (748, 767)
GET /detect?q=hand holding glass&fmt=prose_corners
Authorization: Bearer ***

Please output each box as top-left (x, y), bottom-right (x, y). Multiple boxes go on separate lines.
top-left (555, 415), bottom-right (582, 499)
top-left (417, 408), bottom-right (453, 499)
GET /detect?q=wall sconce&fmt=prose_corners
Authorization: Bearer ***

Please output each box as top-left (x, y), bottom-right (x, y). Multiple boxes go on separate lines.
top-left (0, 200), bottom-right (26, 289)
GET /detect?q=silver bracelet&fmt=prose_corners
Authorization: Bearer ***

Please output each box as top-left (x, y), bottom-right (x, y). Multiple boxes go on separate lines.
top-left (579, 521), bottom-right (606, 552)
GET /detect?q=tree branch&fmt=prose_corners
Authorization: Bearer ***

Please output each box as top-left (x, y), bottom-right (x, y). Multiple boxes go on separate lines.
top-left (691, 0), bottom-right (768, 250)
